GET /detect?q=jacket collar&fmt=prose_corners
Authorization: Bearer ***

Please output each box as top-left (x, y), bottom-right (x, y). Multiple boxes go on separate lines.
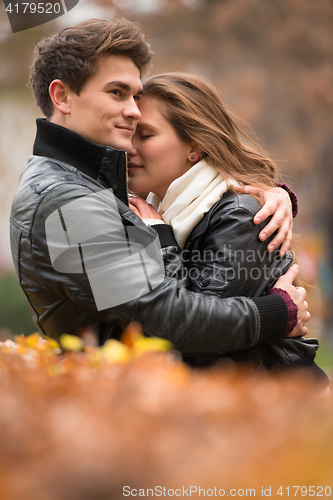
top-left (33, 118), bottom-right (128, 205)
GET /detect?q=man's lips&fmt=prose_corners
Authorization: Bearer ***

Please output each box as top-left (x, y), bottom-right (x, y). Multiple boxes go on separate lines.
top-left (116, 126), bottom-right (135, 134)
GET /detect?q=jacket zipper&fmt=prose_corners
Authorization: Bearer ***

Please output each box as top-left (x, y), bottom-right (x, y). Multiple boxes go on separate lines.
top-left (124, 151), bottom-right (129, 206)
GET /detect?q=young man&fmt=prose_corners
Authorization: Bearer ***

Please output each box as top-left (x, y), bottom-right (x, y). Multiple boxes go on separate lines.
top-left (10, 18), bottom-right (308, 354)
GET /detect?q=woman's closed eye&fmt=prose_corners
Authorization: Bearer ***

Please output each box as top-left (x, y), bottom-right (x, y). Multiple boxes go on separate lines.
top-left (140, 133), bottom-right (153, 139)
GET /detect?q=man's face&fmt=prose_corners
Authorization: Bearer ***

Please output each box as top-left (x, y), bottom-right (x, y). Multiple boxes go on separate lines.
top-left (65, 55), bottom-right (143, 151)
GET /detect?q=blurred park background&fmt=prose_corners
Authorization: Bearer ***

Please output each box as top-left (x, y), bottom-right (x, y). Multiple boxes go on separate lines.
top-left (0, 0), bottom-right (332, 368)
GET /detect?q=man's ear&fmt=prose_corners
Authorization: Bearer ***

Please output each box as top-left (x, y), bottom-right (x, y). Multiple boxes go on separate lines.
top-left (49, 79), bottom-right (71, 115)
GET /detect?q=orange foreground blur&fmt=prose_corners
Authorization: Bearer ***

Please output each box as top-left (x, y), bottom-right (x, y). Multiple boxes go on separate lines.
top-left (0, 325), bottom-right (332, 500)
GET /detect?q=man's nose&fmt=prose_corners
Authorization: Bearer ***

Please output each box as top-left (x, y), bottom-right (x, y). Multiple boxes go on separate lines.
top-left (123, 98), bottom-right (141, 121)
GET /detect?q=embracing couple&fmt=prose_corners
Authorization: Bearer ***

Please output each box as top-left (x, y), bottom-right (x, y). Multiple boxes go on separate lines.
top-left (10, 18), bottom-right (328, 386)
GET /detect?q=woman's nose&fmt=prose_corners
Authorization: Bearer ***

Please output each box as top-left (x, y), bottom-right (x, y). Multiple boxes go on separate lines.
top-left (127, 147), bottom-right (137, 158)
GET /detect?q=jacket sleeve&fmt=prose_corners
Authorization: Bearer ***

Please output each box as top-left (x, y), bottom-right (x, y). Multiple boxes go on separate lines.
top-left (29, 185), bottom-right (289, 354)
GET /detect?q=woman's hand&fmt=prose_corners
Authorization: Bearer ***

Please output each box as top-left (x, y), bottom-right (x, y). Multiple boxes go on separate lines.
top-left (274, 265), bottom-right (310, 337)
top-left (233, 185), bottom-right (293, 257)
top-left (128, 195), bottom-right (163, 220)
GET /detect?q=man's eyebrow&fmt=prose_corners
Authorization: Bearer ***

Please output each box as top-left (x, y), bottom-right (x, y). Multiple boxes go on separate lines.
top-left (104, 81), bottom-right (143, 94)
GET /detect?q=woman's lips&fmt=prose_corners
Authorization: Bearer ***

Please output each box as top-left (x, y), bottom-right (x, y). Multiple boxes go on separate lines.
top-left (127, 162), bottom-right (143, 169)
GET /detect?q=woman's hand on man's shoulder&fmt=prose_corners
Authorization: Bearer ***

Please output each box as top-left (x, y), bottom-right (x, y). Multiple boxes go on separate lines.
top-left (234, 185), bottom-right (293, 257)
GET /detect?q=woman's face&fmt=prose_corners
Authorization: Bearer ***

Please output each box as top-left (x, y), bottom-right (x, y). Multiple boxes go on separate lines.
top-left (127, 96), bottom-right (194, 200)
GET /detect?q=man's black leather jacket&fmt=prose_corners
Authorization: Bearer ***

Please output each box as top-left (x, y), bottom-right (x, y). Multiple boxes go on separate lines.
top-left (10, 119), bottom-right (290, 353)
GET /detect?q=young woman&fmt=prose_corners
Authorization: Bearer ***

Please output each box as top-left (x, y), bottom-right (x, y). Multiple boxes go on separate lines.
top-left (128, 73), bottom-right (327, 386)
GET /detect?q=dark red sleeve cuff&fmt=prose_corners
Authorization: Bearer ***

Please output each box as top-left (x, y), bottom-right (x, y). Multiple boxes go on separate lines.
top-left (267, 287), bottom-right (298, 336)
top-left (276, 182), bottom-right (298, 218)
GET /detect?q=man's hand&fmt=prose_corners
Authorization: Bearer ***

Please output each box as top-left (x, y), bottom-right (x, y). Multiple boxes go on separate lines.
top-left (274, 265), bottom-right (310, 337)
top-left (234, 185), bottom-right (293, 257)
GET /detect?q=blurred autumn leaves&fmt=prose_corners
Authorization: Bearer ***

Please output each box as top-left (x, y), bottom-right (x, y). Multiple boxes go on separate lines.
top-left (0, 324), bottom-right (333, 500)
top-left (6, 321), bottom-right (173, 365)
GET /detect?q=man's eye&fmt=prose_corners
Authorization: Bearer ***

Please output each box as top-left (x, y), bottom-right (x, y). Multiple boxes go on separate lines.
top-left (110, 89), bottom-right (121, 97)
top-left (134, 95), bottom-right (141, 103)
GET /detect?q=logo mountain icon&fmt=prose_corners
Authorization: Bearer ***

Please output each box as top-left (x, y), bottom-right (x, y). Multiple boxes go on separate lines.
top-left (3, 0), bottom-right (80, 33)
top-left (45, 189), bottom-right (164, 311)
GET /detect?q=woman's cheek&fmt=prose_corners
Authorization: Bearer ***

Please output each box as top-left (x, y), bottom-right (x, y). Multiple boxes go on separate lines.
top-left (143, 143), bottom-right (155, 158)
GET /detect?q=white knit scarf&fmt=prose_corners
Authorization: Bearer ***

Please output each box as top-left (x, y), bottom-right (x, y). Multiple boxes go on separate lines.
top-left (146, 159), bottom-right (237, 248)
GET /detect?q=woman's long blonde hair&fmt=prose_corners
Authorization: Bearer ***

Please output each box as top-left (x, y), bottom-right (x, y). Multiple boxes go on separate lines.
top-left (143, 72), bottom-right (279, 188)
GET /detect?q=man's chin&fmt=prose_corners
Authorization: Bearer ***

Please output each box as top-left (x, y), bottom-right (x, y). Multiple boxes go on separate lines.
top-left (107, 141), bottom-right (132, 152)
top-left (91, 133), bottom-right (132, 152)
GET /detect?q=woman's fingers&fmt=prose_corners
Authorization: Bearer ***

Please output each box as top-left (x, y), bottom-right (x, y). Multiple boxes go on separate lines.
top-left (295, 285), bottom-right (307, 300)
top-left (234, 185), bottom-right (293, 254)
top-left (128, 196), bottom-right (162, 219)
top-left (254, 189), bottom-right (288, 224)
top-left (253, 201), bottom-right (277, 226)
top-left (303, 310), bottom-right (311, 323)
top-left (254, 187), bottom-right (292, 225)
top-left (234, 185), bottom-right (262, 197)
top-left (128, 195), bottom-right (145, 206)
top-left (297, 310), bottom-right (311, 336)
top-left (234, 186), bottom-right (276, 223)
top-left (273, 266), bottom-right (311, 338)
top-left (262, 215), bottom-right (293, 254)
top-left (258, 204), bottom-right (286, 238)
top-left (128, 202), bottom-right (141, 218)
top-left (278, 225), bottom-right (293, 257)
top-left (234, 186), bottom-right (293, 225)
top-left (275, 263), bottom-right (299, 287)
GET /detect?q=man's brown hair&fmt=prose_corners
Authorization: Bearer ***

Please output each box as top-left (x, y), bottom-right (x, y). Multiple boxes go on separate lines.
top-left (29, 18), bottom-right (153, 119)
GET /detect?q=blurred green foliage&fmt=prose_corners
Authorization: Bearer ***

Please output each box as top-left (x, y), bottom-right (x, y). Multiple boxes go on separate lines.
top-left (315, 340), bottom-right (333, 375)
top-left (0, 273), bottom-right (36, 339)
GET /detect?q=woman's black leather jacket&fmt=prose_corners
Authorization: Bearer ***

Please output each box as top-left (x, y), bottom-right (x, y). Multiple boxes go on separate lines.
top-left (171, 192), bottom-right (320, 373)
